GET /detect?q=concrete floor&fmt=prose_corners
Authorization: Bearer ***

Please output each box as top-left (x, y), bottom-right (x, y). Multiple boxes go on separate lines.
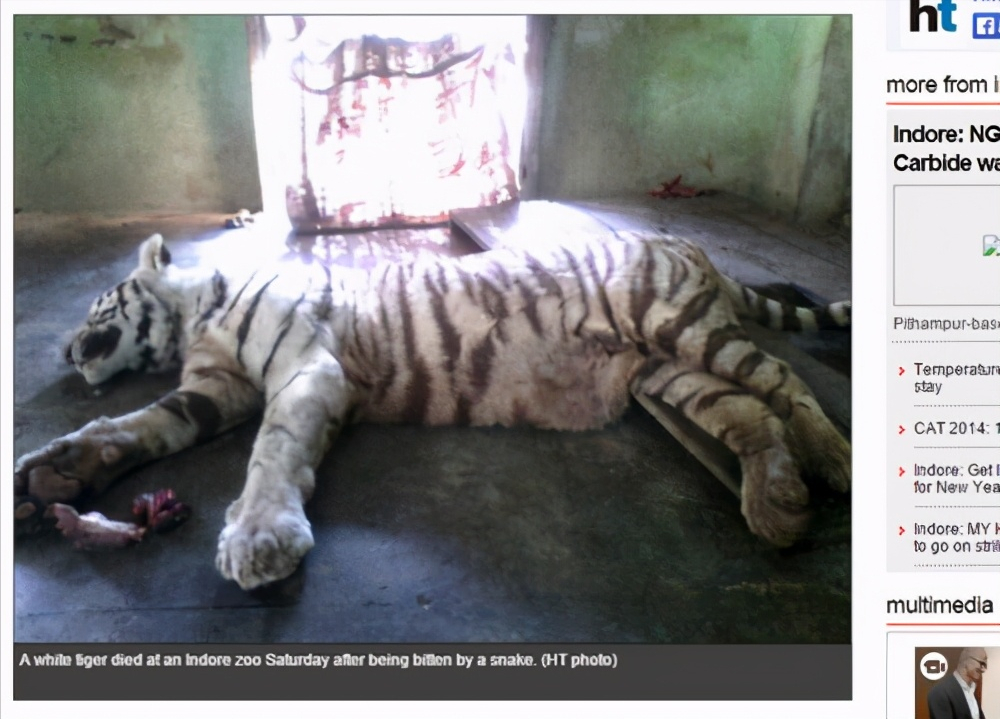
top-left (12, 201), bottom-right (851, 644)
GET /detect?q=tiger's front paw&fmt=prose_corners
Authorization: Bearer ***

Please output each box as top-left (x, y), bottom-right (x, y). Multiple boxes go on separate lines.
top-left (14, 420), bottom-right (138, 535)
top-left (215, 506), bottom-right (315, 590)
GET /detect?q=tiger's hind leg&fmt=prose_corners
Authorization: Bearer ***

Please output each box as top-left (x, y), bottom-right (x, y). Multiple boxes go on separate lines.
top-left (637, 363), bottom-right (811, 547)
top-left (701, 328), bottom-right (851, 495)
top-left (215, 357), bottom-right (352, 590)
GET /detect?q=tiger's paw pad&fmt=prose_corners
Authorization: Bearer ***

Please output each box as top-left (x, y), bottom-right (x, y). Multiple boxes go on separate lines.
top-left (14, 495), bottom-right (51, 537)
top-left (743, 497), bottom-right (813, 548)
top-left (215, 510), bottom-right (314, 590)
top-left (741, 452), bottom-right (812, 548)
top-left (16, 460), bottom-right (84, 506)
top-left (14, 423), bottom-right (135, 504)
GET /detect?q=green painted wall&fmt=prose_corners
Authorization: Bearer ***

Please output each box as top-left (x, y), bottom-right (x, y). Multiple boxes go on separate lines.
top-left (14, 15), bottom-right (850, 226)
top-left (14, 15), bottom-right (262, 214)
top-left (533, 15), bottom-right (851, 226)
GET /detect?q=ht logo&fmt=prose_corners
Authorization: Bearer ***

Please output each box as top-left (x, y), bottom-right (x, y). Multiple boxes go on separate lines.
top-left (909, 0), bottom-right (958, 32)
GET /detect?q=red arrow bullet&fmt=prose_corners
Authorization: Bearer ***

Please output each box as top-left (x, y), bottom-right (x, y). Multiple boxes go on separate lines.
top-left (898, 367), bottom-right (905, 376)
top-left (898, 425), bottom-right (906, 435)
top-left (899, 467), bottom-right (906, 477)
top-left (899, 526), bottom-right (905, 535)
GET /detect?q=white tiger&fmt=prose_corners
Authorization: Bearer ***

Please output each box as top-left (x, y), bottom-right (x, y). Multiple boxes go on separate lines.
top-left (14, 231), bottom-right (851, 590)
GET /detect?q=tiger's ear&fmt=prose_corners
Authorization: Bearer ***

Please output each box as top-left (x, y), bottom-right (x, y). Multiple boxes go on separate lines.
top-left (138, 234), bottom-right (172, 272)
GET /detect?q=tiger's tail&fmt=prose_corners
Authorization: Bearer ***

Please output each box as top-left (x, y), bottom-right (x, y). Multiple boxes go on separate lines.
top-left (720, 275), bottom-right (851, 332)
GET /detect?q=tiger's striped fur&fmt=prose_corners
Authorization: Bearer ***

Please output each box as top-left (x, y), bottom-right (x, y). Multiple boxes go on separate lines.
top-left (15, 230), bottom-right (850, 590)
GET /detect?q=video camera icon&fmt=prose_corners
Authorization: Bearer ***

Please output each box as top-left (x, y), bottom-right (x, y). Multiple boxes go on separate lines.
top-left (921, 652), bottom-right (949, 681)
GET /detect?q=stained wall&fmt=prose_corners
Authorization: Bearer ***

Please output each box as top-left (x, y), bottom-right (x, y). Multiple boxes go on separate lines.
top-left (530, 15), bottom-right (852, 227)
top-left (13, 15), bottom-right (262, 214)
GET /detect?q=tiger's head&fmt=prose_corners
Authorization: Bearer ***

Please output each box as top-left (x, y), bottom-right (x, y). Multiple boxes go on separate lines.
top-left (65, 234), bottom-right (182, 385)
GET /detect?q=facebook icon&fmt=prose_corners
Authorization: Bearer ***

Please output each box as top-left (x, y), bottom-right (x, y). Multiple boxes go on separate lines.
top-left (973, 13), bottom-right (1000, 39)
